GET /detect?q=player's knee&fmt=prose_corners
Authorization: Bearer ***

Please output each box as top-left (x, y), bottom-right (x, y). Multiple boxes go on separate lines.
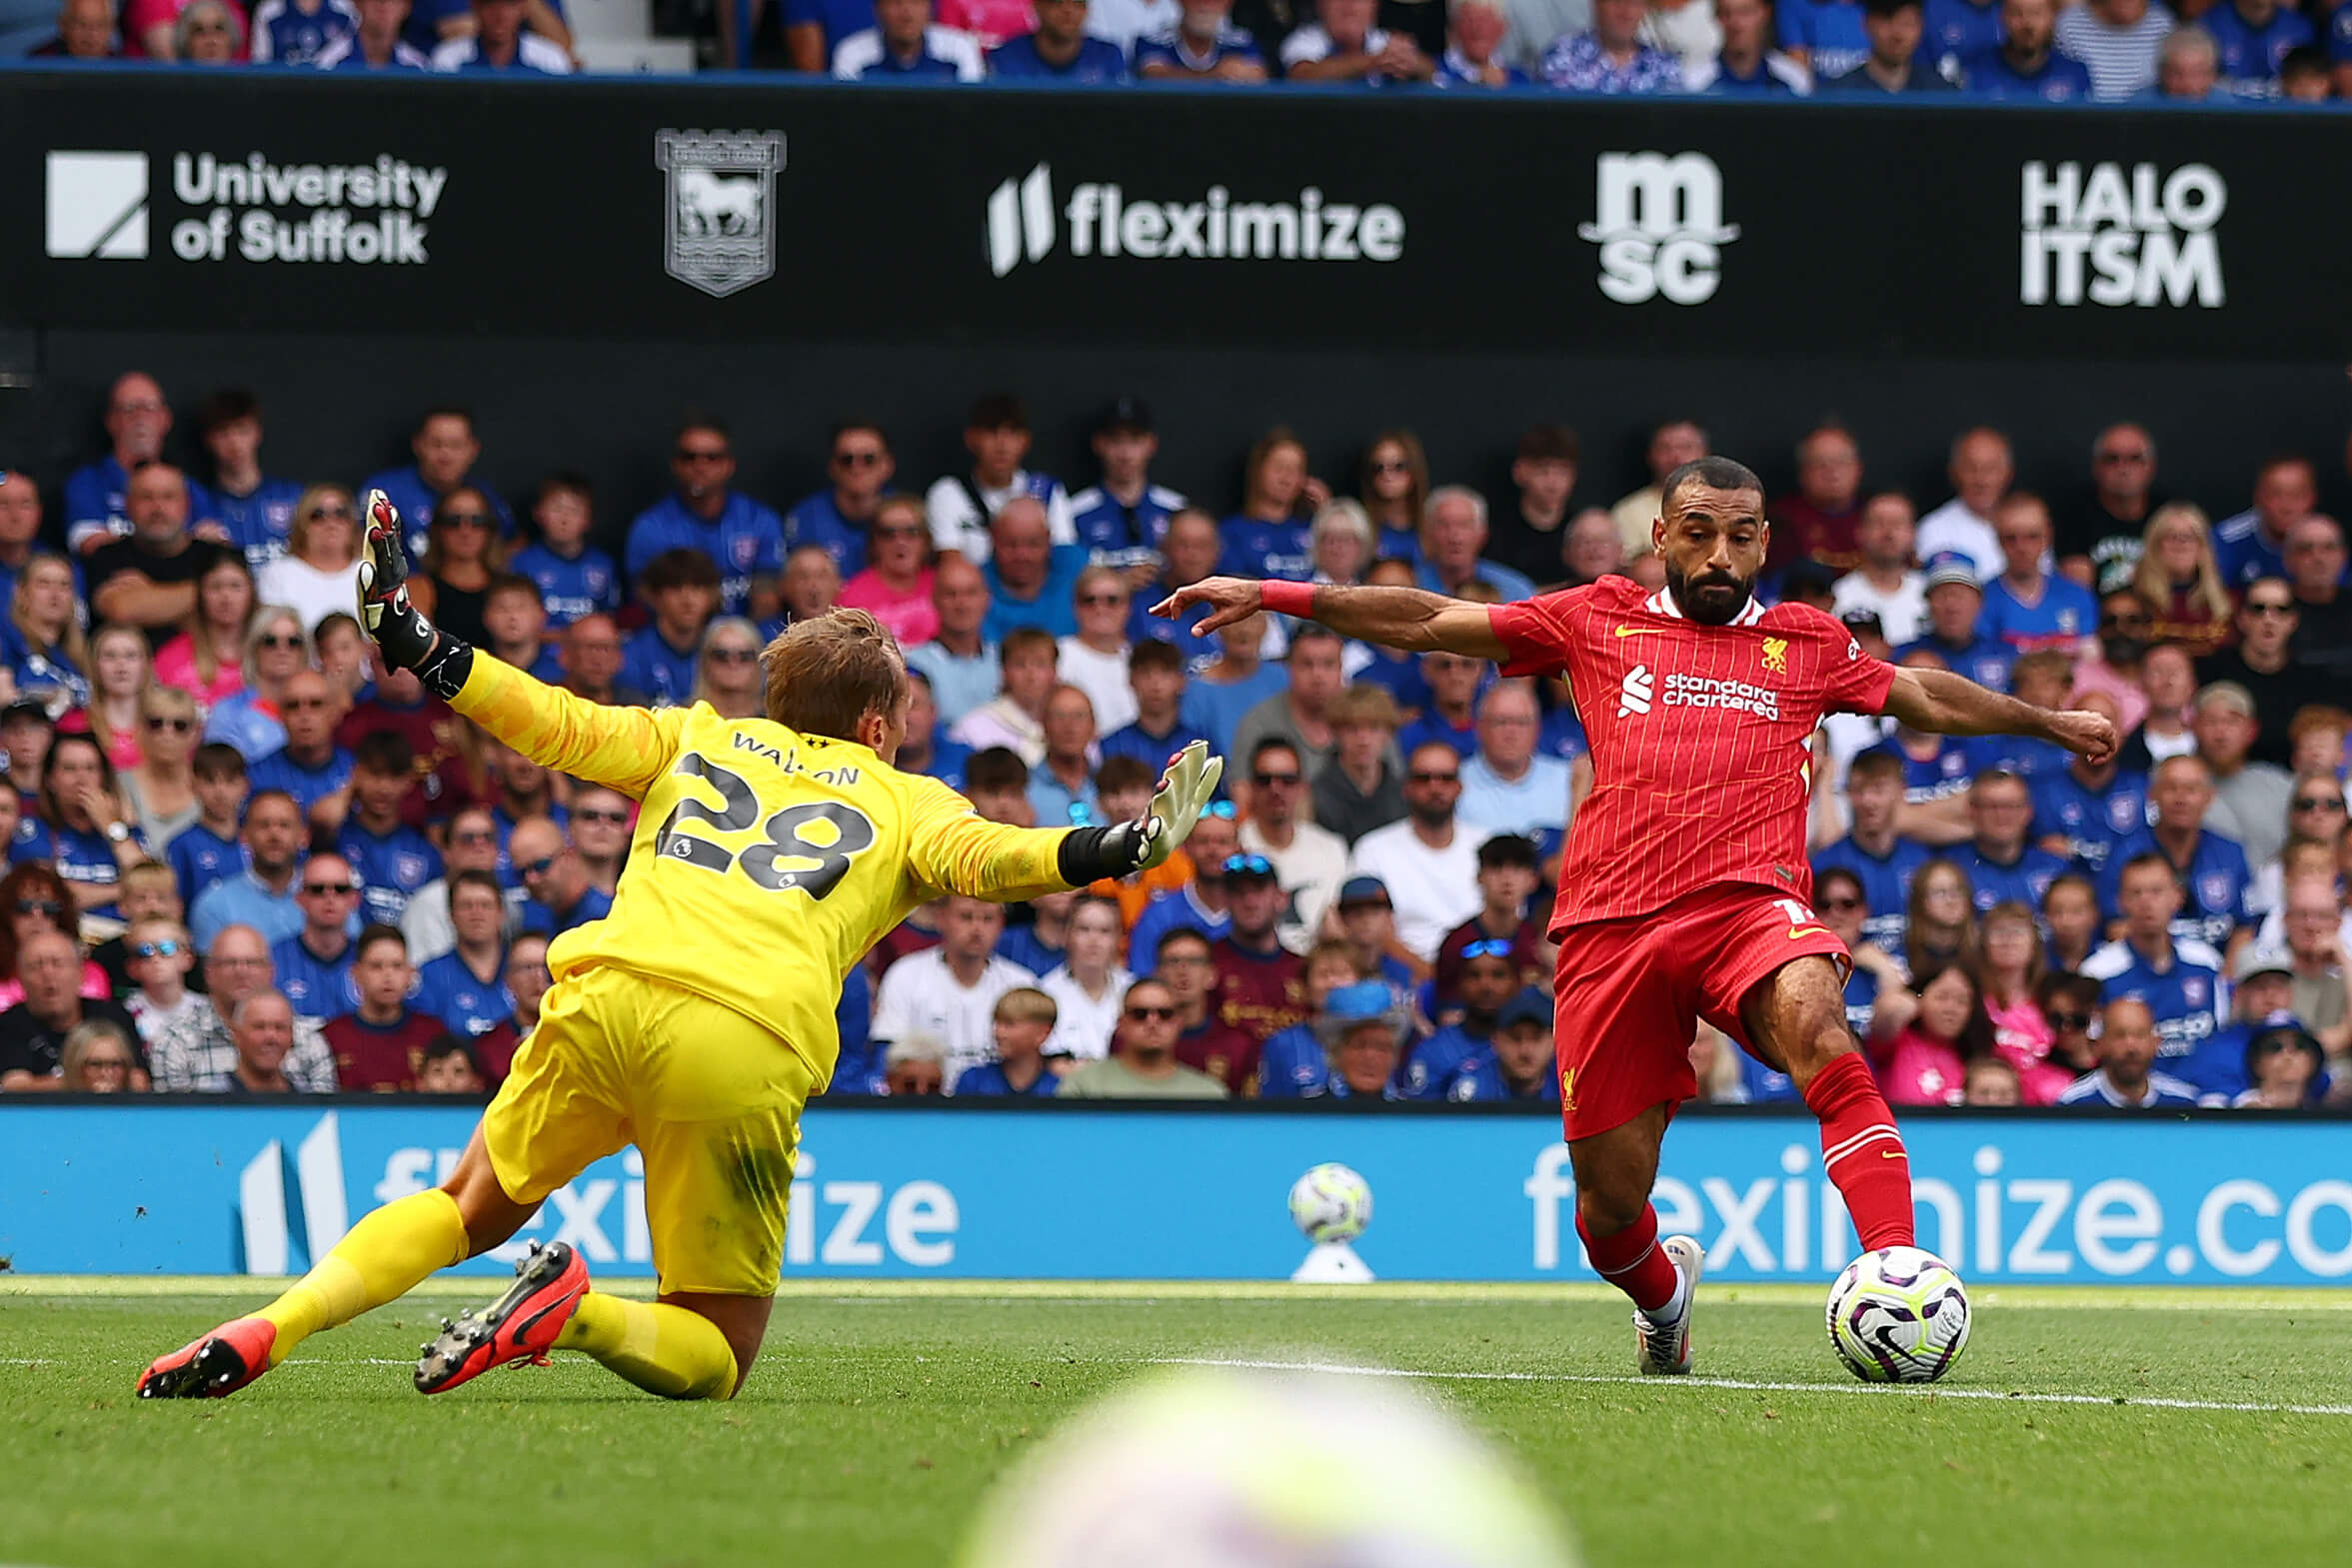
top-left (1575, 1181), bottom-right (1647, 1238)
top-left (1785, 1023), bottom-right (1859, 1086)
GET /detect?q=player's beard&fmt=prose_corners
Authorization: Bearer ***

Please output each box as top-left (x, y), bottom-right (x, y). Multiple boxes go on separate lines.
top-left (1665, 563), bottom-right (1755, 627)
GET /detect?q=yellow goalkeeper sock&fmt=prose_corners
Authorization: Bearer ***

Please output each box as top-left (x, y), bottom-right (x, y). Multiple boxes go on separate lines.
top-left (254, 1189), bottom-right (471, 1366)
top-left (554, 1291), bottom-right (740, 1401)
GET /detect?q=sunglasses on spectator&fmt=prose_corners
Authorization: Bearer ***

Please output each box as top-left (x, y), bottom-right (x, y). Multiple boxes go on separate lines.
top-left (675, 448), bottom-right (730, 465)
top-left (1461, 938), bottom-right (1514, 961)
top-left (113, 399), bottom-right (166, 416)
top-left (1409, 770), bottom-right (1460, 784)
top-left (518, 854), bottom-right (560, 877)
top-left (307, 503), bottom-right (355, 521)
top-left (259, 633), bottom-right (305, 651)
top-left (2294, 795), bottom-right (2346, 811)
top-left (1125, 1004), bottom-right (1176, 1021)
top-left (2048, 1010), bottom-right (2092, 1031)
top-left (1822, 896), bottom-right (1863, 911)
top-left (2095, 450), bottom-right (2150, 464)
top-left (303, 881), bottom-right (357, 896)
top-left (133, 939), bottom-right (185, 959)
top-left (1079, 593), bottom-right (1128, 607)
top-left (439, 512), bottom-right (492, 530)
top-left (144, 717), bottom-right (193, 734)
top-left (1222, 853), bottom-right (1275, 877)
top-left (576, 807), bottom-right (631, 825)
top-left (706, 648), bottom-right (758, 664)
top-left (833, 450), bottom-right (883, 468)
top-left (1253, 771), bottom-right (1300, 787)
top-left (2099, 613), bottom-right (2151, 630)
top-left (1369, 459), bottom-right (1410, 474)
top-left (16, 897), bottom-right (62, 917)
top-left (453, 828), bottom-right (497, 844)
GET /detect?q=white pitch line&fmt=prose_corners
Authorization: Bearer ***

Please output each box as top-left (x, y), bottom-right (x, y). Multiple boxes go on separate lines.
top-left (1149, 1356), bottom-right (2352, 1418)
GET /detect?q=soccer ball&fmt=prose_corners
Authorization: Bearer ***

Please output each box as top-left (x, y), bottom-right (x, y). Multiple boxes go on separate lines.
top-left (1825, 1246), bottom-right (1971, 1384)
top-left (1288, 1162), bottom-right (1373, 1244)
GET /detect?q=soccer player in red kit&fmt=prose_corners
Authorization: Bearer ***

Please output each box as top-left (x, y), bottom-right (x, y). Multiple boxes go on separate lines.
top-left (1156, 457), bottom-right (2116, 1374)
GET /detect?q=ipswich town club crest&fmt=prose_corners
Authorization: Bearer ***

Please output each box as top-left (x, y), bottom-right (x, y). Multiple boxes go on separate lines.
top-left (655, 129), bottom-right (786, 299)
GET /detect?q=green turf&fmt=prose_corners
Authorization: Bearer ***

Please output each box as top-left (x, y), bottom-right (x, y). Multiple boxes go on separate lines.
top-left (4, 1278), bottom-right (2348, 1568)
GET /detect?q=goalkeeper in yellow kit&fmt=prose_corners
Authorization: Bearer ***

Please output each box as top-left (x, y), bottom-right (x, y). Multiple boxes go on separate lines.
top-left (136, 491), bottom-right (1222, 1404)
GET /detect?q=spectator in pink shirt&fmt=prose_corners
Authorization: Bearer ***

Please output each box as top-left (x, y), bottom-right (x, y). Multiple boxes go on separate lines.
top-left (2068, 588), bottom-right (2154, 735)
top-left (154, 552), bottom-right (255, 719)
top-left (936, 0), bottom-right (1030, 46)
top-left (1979, 899), bottom-right (2069, 1103)
top-left (838, 495), bottom-right (939, 648)
top-left (1872, 959), bottom-right (1994, 1107)
top-left (122, 0), bottom-right (245, 55)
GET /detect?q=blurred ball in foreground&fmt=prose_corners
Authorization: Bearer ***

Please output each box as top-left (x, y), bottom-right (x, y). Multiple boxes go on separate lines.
top-left (960, 1364), bottom-right (1580, 1568)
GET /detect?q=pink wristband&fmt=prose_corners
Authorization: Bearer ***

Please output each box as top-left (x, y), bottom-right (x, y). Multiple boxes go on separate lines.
top-left (1260, 581), bottom-right (1314, 617)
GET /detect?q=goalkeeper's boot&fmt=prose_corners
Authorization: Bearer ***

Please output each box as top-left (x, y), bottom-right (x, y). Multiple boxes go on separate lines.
top-left (136, 1314), bottom-right (278, 1399)
top-left (1632, 1235), bottom-right (1704, 1376)
top-left (414, 1239), bottom-right (587, 1395)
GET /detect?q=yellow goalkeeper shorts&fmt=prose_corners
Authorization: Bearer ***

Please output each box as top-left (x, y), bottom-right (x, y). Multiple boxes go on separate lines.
top-left (481, 962), bottom-right (815, 1297)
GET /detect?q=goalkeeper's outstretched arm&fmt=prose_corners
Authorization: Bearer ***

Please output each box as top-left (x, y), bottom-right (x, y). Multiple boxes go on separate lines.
top-left (909, 742), bottom-right (1225, 899)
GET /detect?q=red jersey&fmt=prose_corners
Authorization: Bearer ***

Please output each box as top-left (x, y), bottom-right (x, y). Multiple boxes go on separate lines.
top-left (326, 1009), bottom-right (451, 1092)
top-left (1210, 937), bottom-right (1307, 1044)
top-left (1489, 578), bottom-right (1895, 932)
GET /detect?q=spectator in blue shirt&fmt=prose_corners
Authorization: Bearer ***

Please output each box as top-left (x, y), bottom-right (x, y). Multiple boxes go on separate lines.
top-left (1692, 0), bottom-right (1813, 89)
top-left (2171, 945), bottom-right (2296, 1099)
top-left (1416, 487), bottom-right (1537, 604)
top-left (65, 372), bottom-right (188, 558)
top-left (1776, 0), bottom-right (1867, 78)
top-left (1100, 639), bottom-right (1207, 773)
top-left (1132, 510), bottom-right (1226, 669)
top-left (834, 0), bottom-right (986, 77)
top-left (1980, 495), bottom-right (2096, 654)
top-left (1071, 399), bottom-right (1184, 570)
top-left (2277, 42), bottom-right (2330, 100)
top-left (481, 575), bottom-right (565, 684)
top-left (250, 0), bottom-right (356, 61)
top-left (785, 420), bottom-right (898, 582)
top-left (2055, 996), bottom-right (2203, 1107)
top-left (981, 498), bottom-right (1085, 642)
top-left (1961, 0), bottom-right (2092, 97)
top-left (1918, 0), bottom-right (1999, 77)
top-left (1178, 616), bottom-right (1287, 764)
top-left (1135, 0), bottom-right (1266, 77)
top-left (1821, 0), bottom-right (1956, 89)
top-left (1813, 749), bottom-right (1931, 955)
top-left (907, 557), bottom-right (1000, 729)
top-left (1028, 687), bottom-right (1103, 828)
top-left (955, 987), bottom-right (1065, 1096)
top-left (510, 474), bottom-right (620, 631)
top-left (622, 549), bottom-right (720, 709)
top-left (1431, 0), bottom-right (1531, 85)
top-left (192, 390), bottom-right (305, 573)
top-left (509, 815), bottom-right (614, 937)
top-left (1957, 770), bottom-right (2071, 917)
top-left (1540, 0), bottom-right (1685, 89)
top-left (336, 734), bottom-right (443, 930)
top-left (785, 0), bottom-right (879, 68)
top-left (2098, 756), bottom-right (2256, 952)
top-left (316, 0), bottom-right (431, 66)
top-left (2030, 698), bottom-right (2150, 878)
top-left (2199, 0), bottom-right (2308, 94)
top-left (248, 671), bottom-right (356, 824)
top-left (1395, 648), bottom-right (1483, 760)
top-left (2084, 853), bottom-right (2229, 1072)
top-left (2212, 457), bottom-right (2316, 593)
top-left (626, 416), bottom-right (786, 623)
top-left (992, 0), bottom-right (1131, 76)
top-left (271, 853), bottom-right (364, 1026)
top-left (1218, 429), bottom-right (1319, 581)
top-left (2128, 22), bottom-right (2230, 98)
top-left (416, 870), bottom-right (513, 1037)
top-left (1439, 987), bottom-right (1563, 1102)
top-left (1895, 554), bottom-right (2016, 692)
top-left (169, 744), bottom-right (249, 907)
top-left (363, 407), bottom-right (512, 558)
top-left (429, 0), bottom-right (574, 68)
top-left (2327, 11), bottom-right (2351, 94)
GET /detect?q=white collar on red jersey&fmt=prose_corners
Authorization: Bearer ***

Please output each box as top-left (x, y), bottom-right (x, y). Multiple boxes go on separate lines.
top-left (1646, 586), bottom-right (1768, 628)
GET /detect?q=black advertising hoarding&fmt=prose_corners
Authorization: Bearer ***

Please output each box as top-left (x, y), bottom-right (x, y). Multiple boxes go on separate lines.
top-left (6, 69), bottom-right (2347, 359)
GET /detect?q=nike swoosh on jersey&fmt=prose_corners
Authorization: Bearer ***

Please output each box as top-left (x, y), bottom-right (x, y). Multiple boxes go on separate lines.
top-left (1612, 626), bottom-right (1666, 638)
top-left (1787, 924), bottom-right (1830, 939)
top-left (1881, 1148), bottom-right (1907, 1159)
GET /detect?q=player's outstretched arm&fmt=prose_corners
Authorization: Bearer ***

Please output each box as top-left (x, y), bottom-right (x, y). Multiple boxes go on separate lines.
top-left (912, 743), bottom-right (1225, 898)
top-left (1151, 577), bottom-right (1508, 660)
top-left (1880, 666), bottom-right (2117, 765)
top-left (356, 490), bottom-right (681, 799)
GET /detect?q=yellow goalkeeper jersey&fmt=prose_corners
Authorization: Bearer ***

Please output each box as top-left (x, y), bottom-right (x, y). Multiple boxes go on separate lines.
top-left (452, 656), bottom-right (1076, 1087)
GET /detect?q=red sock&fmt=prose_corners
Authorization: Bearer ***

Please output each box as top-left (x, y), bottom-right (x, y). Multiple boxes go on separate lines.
top-left (1577, 1202), bottom-right (1680, 1314)
top-left (1806, 1051), bottom-right (1916, 1251)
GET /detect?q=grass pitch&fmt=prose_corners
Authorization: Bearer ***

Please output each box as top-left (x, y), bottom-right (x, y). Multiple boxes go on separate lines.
top-left (5, 1277), bottom-right (2348, 1568)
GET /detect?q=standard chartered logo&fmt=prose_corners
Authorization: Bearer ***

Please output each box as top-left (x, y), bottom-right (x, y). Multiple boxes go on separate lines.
top-left (986, 162), bottom-right (1404, 278)
top-left (1615, 665), bottom-right (1654, 718)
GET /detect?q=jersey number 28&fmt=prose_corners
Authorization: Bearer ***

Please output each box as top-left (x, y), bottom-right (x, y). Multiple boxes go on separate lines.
top-left (653, 754), bottom-right (876, 899)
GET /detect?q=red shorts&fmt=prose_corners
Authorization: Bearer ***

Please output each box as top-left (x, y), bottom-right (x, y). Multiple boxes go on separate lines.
top-left (1550, 882), bottom-right (1850, 1141)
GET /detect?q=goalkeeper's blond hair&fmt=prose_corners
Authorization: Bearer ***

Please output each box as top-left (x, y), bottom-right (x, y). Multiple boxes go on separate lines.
top-left (759, 609), bottom-right (910, 742)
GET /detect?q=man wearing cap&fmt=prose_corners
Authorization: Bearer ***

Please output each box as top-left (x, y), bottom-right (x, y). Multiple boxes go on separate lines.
top-left (1312, 981), bottom-right (1411, 1102)
top-left (1894, 553), bottom-right (2015, 692)
top-left (1978, 494), bottom-right (2096, 655)
top-left (1209, 853), bottom-right (1307, 1049)
top-left (1351, 742), bottom-right (1488, 962)
top-left (1070, 400), bottom-right (1185, 572)
top-left (2083, 850), bottom-right (2227, 1066)
top-left (2172, 945), bottom-right (2297, 1099)
top-left (2192, 683), bottom-right (2292, 871)
top-left (1440, 987), bottom-right (1563, 1102)
top-left (1402, 939), bottom-right (1521, 1097)
top-left (1332, 875), bottom-right (1419, 990)
top-left (1234, 737), bottom-right (1348, 950)
top-left (1824, 501), bottom-right (1919, 653)
top-left (2232, 1015), bottom-right (2326, 1108)
top-left (1915, 427), bottom-right (2011, 581)
top-left (1257, 940), bottom-right (1375, 1097)
top-left (2055, 996), bottom-right (2200, 1107)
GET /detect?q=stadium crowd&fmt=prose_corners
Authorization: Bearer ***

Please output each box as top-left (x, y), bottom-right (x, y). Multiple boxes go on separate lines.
top-left (5, 0), bottom-right (2350, 102)
top-left (0, 377), bottom-right (2347, 1112)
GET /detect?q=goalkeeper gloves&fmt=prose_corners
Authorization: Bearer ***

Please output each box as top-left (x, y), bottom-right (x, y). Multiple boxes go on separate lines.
top-left (356, 490), bottom-right (474, 700)
top-left (1057, 742), bottom-right (1225, 884)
